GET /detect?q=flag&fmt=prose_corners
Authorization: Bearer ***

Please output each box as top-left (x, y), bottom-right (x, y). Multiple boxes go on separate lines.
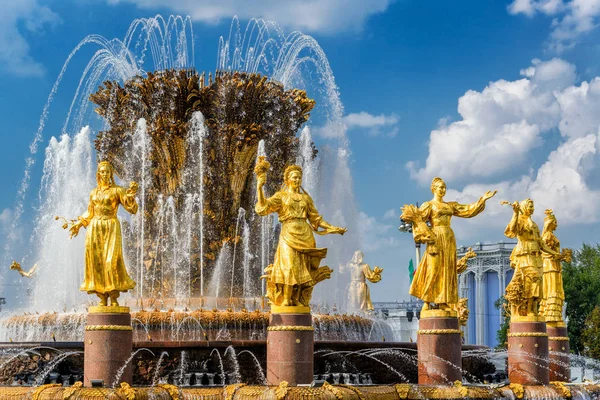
top-left (408, 258), bottom-right (415, 283)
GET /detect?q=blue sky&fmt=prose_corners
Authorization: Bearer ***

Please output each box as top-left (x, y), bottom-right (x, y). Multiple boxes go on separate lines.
top-left (2, 0), bottom-right (600, 304)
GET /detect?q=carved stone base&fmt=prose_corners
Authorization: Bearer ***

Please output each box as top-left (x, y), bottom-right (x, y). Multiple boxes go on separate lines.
top-left (508, 321), bottom-right (549, 385)
top-left (84, 310), bottom-right (133, 387)
top-left (547, 324), bottom-right (570, 382)
top-left (417, 317), bottom-right (462, 384)
top-left (266, 312), bottom-right (314, 385)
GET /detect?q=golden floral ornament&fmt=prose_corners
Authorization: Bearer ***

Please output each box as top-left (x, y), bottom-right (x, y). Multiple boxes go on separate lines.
top-left (62, 381), bottom-right (83, 399)
top-left (509, 383), bottom-right (525, 399)
top-left (322, 381), bottom-right (344, 400)
top-left (118, 382), bottom-right (137, 400)
top-left (275, 381), bottom-right (289, 400)
top-left (157, 383), bottom-right (180, 399)
top-left (224, 383), bottom-right (247, 400)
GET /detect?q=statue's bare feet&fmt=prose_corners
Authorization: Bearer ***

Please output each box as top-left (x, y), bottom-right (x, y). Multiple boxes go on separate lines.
top-left (109, 291), bottom-right (120, 307)
top-left (98, 293), bottom-right (108, 306)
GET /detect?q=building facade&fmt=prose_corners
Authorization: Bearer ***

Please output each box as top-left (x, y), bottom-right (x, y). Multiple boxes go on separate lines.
top-left (372, 299), bottom-right (422, 342)
top-left (458, 242), bottom-right (515, 347)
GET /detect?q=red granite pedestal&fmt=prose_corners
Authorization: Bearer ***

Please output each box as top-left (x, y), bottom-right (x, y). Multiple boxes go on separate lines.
top-left (508, 320), bottom-right (549, 385)
top-left (84, 307), bottom-right (133, 387)
top-left (547, 323), bottom-right (570, 382)
top-left (417, 316), bottom-right (462, 384)
top-left (266, 308), bottom-right (314, 385)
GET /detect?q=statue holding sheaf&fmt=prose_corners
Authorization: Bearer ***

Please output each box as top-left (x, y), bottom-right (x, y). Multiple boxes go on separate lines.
top-left (502, 199), bottom-right (562, 319)
top-left (401, 177), bottom-right (496, 316)
top-left (255, 156), bottom-right (346, 309)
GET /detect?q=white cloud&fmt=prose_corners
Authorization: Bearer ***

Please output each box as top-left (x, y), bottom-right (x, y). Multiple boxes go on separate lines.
top-left (508, 0), bottom-right (600, 51)
top-left (407, 58), bottom-right (575, 185)
top-left (383, 208), bottom-right (397, 220)
top-left (343, 111), bottom-right (400, 138)
top-left (106, 0), bottom-right (394, 34)
top-left (411, 57), bottom-right (600, 226)
top-left (357, 211), bottom-right (400, 252)
top-left (0, 0), bottom-right (61, 77)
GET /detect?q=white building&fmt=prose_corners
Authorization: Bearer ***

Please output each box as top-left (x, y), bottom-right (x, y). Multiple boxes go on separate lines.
top-left (458, 242), bottom-right (516, 347)
top-left (372, 299), bottom-right (422, 342)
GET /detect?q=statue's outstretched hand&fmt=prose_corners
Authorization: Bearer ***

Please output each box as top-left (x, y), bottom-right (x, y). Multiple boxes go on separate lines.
top-left (334, 227), bottom-right (347, 235)
top-left (127, 181), bottom-right (138, 196)
top-left (69, 222), bottom-right (82, 239)
top-left (483, 190), bottom-right (497, 201)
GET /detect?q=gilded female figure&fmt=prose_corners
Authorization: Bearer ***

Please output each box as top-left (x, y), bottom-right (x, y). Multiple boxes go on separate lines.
top-left (539, 209), bottom-right (570, 323)
top-left (341, 250), bottom-right (383, 313)
top-left (406, 177), bottom-right (496, 313)
top-left (69, 161), bottom-right (138, 307)
top-left (504, 199), bottom-right (561, 317)
top-left (255, 163), bottom-right (346, 308)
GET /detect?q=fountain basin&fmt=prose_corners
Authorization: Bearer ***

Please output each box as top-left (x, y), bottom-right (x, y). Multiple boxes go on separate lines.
top-left (0, 310), bottom-right (393, 343)
top-left (0, 341), bottom-right (491, 387)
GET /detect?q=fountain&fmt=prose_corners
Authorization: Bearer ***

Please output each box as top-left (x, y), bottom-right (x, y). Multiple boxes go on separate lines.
top-left (0, 13), bottom-right (599, 400)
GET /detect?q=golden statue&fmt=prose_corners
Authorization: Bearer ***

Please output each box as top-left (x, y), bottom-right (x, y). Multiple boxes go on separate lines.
top-left (9, 261), bottom-right (39, 278)
top-left (453, 297), bottom-right (469, 327)
top-left (254, 157), bottom-right (346, 309)
top-left (68, 161), bottom-right (138, 307)
top-left (340, 250), bottom-right (383, 313)
top-left (539, 209), bottom-right (572, 325)
top-left (457, 247), bottom-right (477, 274)
top-left (503, 199), bottom-right (561, 319)
top-left (401, 177), bottom-right (496, 316)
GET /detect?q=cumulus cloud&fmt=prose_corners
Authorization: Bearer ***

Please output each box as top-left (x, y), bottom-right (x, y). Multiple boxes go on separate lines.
top-left (383, 208), bottom-right (397, 220)
top-left (408, 58), bottom-right (576, 185)
top-left (0, 0), bottom-right (61, 77)
top-left (411, 57), bottom-right (600, 226)
top-left (106, 0), bottom-right (394, 34)
top-left (343, 111), bottom-right (400, 138)
top-left (357, 211), bottom-right (400, 252)
top-left (508, 0), bottom-right (600, 51)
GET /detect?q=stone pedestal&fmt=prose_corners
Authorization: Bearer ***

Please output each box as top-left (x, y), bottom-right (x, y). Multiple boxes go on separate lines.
top-left (547, 323), bottom-right (570, 382)
top-left (84, 306), bottom-right (133, 387)
top-left (508, 320), bottom-right (549, 385)
top-left (267, 309), bottom-right (314, 385)
top-left (417, 316), bottom-right (462, 384)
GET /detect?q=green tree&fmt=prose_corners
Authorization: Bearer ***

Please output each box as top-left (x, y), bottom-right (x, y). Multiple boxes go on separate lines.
top-left (563, 243), bottom-right (600, 353)
top-left (494, 296), bottom-right (509, 349)
top-left (582, 306), bottom-right (600, 359)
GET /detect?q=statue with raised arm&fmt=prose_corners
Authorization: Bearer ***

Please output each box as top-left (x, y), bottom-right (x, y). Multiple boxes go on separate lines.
top-left (539, 209), bottom-right (571, 324)
top-left (401, 177), bottom-right (496, 316)
top-left (254, 157), bottom-right (346, 309)
top-left (503, 199), bottom-right (561, 319)
top-left (68, 161), bottom-right (138, 308)
top-left (341, 250), bottom-right (383, 313)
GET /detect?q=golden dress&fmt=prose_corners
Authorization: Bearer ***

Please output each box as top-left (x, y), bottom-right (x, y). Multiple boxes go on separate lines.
top-left (409, 199), bottom-right (486, 304)
top-left (78, 185), bottom-right (137, 294)
top-left (347, 263), bottom-right (381, 312)
top-left (504, 216), bottom-right (543, 301)
top-left (540, 231), bottom-right (564, 322)
top-left (255, 190), bottom-right (325, 304)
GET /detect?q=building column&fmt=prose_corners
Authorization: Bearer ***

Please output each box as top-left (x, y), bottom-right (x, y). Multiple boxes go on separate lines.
top-left (498, 268), bottom-right (505, 326)
top-left (476, 272), bottom-right (484, 345)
